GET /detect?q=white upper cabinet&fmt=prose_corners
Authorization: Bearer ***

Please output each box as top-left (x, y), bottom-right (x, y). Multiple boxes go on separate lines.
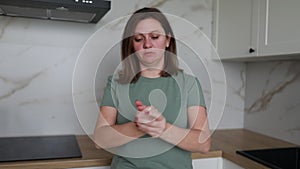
top-left (212, 0), bottom-right (300, 60)
top-left (255, 0), bottom-right (300, 56)
top-left (212, 0), bottom-right (256, 59)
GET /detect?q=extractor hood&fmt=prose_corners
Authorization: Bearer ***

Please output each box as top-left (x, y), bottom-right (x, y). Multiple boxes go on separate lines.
top-left (0, 0), bottom-right (111, 23)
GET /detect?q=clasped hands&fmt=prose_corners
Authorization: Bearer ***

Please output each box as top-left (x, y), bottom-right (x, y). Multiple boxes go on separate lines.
top-left (134, 100), bottom-right (167, 138)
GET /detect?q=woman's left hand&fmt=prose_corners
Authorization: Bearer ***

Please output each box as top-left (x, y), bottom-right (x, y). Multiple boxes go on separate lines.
top-left (135, 100), bottom-right (167, 138)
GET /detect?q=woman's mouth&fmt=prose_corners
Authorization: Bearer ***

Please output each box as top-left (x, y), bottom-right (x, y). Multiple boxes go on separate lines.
top-left (143, 51), bottom-right (155, 56)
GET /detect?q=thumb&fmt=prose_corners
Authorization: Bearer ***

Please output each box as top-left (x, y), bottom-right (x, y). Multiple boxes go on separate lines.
top-left (145, 106), bottom-right (164, 121)
top-left (135, 100), bottom-right (146, 111)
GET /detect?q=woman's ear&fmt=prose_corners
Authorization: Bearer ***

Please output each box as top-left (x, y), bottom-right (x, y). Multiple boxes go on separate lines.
top-left (166, 33), bottom-right (171, 48)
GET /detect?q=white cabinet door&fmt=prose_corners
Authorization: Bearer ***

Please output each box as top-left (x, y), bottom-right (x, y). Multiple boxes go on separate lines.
top-left (212, 0), bottom-right (257, 59)
top-left (222, 159), bottom-right (244, 169)
top-left (192, 157), bottom-right (222, 169)
top-left (213, 0), bottom-right (300, 60)
top-left (254, 0), bottom-right (300, 56)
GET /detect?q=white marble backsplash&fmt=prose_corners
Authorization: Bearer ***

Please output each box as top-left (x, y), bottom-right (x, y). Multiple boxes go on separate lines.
top-left (0, 0), bottom-right (245, 137)
top-left (245, 61), bottom-right (300, 145)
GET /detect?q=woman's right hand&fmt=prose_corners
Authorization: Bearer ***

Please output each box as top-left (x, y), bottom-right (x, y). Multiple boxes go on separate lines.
top-left (134, 100), bottom-right (167, 137)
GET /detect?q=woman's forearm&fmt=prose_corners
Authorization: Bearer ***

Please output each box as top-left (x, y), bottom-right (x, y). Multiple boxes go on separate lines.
top-left (94, 122), bottom-right (145, 149)
top-left (160, 123), bottom-right (211, 153)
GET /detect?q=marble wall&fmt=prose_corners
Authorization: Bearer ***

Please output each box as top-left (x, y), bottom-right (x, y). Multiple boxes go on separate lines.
top-left (0, 0), bottom-right (245, 137)
top-left (245, 61), bottom-right (300, 145)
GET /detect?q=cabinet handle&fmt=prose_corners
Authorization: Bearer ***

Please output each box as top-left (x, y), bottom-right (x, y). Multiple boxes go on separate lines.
top-left (265, 0), bottom-right (269, 45)
top-left (249, 48), bottom-right (255, 53)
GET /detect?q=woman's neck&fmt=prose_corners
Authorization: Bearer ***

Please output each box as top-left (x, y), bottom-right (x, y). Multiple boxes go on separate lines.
top-left (140, 68), bottom-right (161, 78)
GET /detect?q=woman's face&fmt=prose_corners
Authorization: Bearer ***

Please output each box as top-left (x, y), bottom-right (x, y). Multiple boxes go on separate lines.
top-left (133, 18), bottom-right (170, 69)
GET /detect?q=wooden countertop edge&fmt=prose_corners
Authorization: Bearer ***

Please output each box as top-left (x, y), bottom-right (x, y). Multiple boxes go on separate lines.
top-left (222, 151), bottom-right (271, 169)
top-left (191, 150), bottom-right (222, 159)
top-left (0, 158), bottom-right (112, 169)
top-left (0, 152), bottom-right (221, 169)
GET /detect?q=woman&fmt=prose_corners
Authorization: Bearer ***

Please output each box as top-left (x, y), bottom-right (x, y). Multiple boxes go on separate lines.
top-left (94, 7), bottom-right (210, 169)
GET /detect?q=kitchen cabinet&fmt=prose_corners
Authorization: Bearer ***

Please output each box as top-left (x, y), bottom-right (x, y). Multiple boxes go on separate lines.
top-left (212, 0), bottom-right (256, 59)
top-left (222, 159), bottom-right (244, 169)
top-left (212, 0), bottom-right (300, 60)
top-left (254, 0), bottom-right (300, 57)
top-left (192, 157), bottom-right (222, 169)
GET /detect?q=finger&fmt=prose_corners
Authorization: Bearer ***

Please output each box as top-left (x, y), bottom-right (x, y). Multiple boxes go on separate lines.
top-left (137, 120), bottom-right (161, 129)
top-left (147, 107), bottom-right (163, 120)
top-left (137, 123), bottom-right (162, 138)
top-left (144, 106), bottom-right (152, 113)
top-left (135, 100), bottom-right (143, 105)
top-left (137, 105), bottom-right (146, 111)
top-left (137, 106), bottom-right (151, 117)
top-left (135, 100), bottom-right (144, 107)
top-left (135, 100), bottom-right (146, 111)
top-left (135, 110), bottom-right (154, 124)
top-left (136, 106), bottom-right (163, 124)
top-left (137, 123), bottom-right (159, 133)
top-left (155, 114), bottom-right (164, 121)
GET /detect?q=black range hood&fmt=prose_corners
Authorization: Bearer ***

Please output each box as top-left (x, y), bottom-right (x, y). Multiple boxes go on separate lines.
top-left (0, 0), bottom-right (111, 23)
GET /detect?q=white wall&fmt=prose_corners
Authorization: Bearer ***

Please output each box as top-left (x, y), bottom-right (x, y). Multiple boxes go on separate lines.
top-left (244, 61), bottom-right (300, 145)
top-left (0, 0), bottom-right (245, 137)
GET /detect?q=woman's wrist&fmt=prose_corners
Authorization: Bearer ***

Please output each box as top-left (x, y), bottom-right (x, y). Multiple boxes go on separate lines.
top-left (159, 122), bottom-right (171, 138)
top-left (164, 122), bottom-right (171, 132)
top-left (131, 122), bottom-right (146, 136)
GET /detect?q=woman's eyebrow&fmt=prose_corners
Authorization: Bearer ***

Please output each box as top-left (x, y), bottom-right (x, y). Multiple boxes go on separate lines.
top-left (134, 30), bottom-right (164, 35)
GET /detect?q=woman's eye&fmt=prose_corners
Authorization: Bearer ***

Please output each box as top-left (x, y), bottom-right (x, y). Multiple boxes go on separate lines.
top-left (134, 38), bottom-right (142, 42)
top-left (134, 36), bottom-right (143, 42)
top-left (151, 35), bottom-right (160, 40)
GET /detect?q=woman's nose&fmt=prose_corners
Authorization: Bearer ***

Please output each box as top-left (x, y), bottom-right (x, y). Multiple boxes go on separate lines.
top-left (143, 37), bottom-right (153, 49)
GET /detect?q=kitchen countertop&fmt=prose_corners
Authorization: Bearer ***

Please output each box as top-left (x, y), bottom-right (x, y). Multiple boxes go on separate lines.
top-left (212, 129), bottom-right (297, 169)
top-left (0, 129), bottom-right (296, 169)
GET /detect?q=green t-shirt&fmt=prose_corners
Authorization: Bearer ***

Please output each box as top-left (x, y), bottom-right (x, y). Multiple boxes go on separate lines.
top-left (100, 72), bottom-right (206, 169)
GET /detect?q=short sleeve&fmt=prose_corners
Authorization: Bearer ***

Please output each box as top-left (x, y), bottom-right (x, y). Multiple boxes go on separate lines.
top-left (100, 76), bottom-right (116, 108)
top-left (187, 77), bottom-right (206, 108)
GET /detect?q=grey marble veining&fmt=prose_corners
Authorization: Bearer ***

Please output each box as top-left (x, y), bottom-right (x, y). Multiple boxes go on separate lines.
top-left (235, 68), bottom-right (246, 100)
top-left (246, 62), bottom-right (300, 113)
top-left (190, 0), bottom-right (211, 11)
top-left (245, 61), bottom-right (300, 145)
top-left (0, 72), bottom-right (42, 101)
top-left (0, 17), bottom-right (11, 39)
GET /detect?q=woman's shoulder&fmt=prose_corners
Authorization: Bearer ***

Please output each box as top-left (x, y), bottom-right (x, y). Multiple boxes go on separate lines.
top-left (174, 71), bottom-right (198, 82)
top-left (173, 71), bottom-right (201, 91)
top-left (107, 74), bottom-right (121, 82)
top-left (105, 74), bottom-right (120, 87)
top-left (106, 74), bottom-right (130, 87)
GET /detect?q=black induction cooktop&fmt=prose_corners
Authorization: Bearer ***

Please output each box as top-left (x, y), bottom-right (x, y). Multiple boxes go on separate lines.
top-left (237, 147), bottom-right (300, 169)
top-left (0, 135), bottom-right (82, 162)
